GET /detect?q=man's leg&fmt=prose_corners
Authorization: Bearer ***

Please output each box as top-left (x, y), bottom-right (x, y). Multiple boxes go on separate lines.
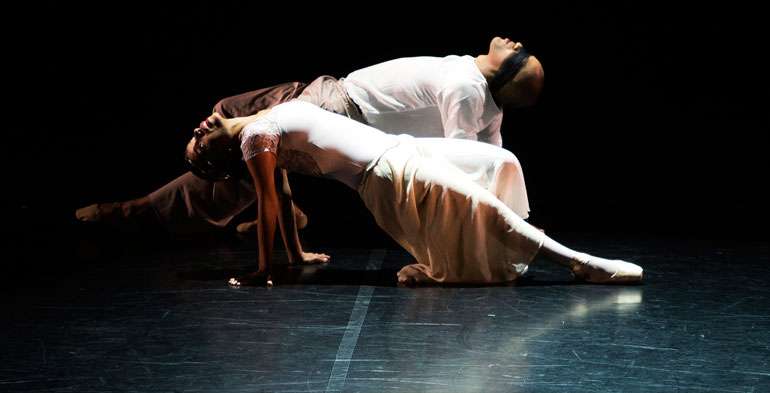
top-left (145, 172), bottom-right (257, 234)
top-left (75, 197), bottom-right (160, 233)
top-left (213, 82), bottom-right (306, 118)
top-left (75, 172), bottom-right (258, 234)
top-left (75, 82), bottom-right (308, 234)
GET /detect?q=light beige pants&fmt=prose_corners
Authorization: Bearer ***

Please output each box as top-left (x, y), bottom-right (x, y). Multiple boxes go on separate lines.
top-left (148, 77), bottom-right (355, 233)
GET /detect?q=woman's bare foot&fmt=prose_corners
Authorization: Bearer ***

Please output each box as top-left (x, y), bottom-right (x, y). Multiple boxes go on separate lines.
top-left (397, 264), bottom-right (433, 284)
top-left (571, 253), bottom-right (643, 283)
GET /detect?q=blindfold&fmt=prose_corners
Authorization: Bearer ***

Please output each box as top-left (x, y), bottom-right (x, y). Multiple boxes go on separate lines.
top-left (489, 49), bottom-right (531, 99)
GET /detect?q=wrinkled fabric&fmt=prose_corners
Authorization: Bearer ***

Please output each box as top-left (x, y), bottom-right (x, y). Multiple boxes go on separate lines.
top-left (407, 137), bottom-right (530, 219)
top-left (344, 55), bottom-right (504, 146)
top-left (358, 135), bottom-right (545, 283)
top-left (295, 76), bottom-right (367, 124)
top-left (147, 172), bottom-right (256, 234)
top-left (147, 82), bottom-right (307, 233)
top-left (241, 101), bottom-right (399, 190)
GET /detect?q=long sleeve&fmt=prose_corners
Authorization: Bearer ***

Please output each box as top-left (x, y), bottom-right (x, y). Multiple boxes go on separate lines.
top-left (437, 82), bottom-right (503, 147)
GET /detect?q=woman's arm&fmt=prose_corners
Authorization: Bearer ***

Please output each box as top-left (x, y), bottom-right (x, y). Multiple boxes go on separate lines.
top-left (228, 152), bottom-right (279, 286)
top-left (275, 169), bottom-right (330, 265)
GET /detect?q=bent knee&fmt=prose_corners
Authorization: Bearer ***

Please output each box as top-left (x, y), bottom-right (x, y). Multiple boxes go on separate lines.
top-left (212, 99), bottom-right (230, 117)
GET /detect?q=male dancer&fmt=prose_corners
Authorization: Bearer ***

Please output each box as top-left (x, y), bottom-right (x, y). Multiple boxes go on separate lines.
top-left (77, 37), bottom-right (544, 235)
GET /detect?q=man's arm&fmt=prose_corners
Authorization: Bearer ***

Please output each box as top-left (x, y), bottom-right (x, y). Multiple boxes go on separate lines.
top-left (438, 84), bottom-right (503, 147)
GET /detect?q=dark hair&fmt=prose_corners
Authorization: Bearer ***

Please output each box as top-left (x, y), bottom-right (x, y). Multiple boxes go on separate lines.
top-left (184, 147), bottom-right (247, 182)
top-left (489, 48), bottom-right (531, 99)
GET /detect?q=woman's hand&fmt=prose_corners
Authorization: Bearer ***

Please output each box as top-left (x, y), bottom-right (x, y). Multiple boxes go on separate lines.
top-left (228, 270), bottom-right (273, 286)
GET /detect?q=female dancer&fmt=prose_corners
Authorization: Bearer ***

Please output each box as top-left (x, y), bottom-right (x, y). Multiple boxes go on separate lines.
top-left (186, 100), bottom-right (642, 286)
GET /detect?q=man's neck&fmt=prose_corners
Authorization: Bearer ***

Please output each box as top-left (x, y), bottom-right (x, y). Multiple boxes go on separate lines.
top-left (474, 55), bottom-right (497, 83)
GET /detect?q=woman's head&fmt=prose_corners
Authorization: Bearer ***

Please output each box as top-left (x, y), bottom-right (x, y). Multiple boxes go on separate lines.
top-left (185, 113), bottom-right (244, 181)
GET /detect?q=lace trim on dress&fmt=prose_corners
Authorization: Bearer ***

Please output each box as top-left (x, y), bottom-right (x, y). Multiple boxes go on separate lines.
top-left (239, 109), bottom-right (323, 177)
top-left (240, 115), bottom-right (281, 161)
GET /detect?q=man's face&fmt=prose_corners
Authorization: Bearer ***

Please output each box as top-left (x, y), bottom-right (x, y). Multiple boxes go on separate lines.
top-left (488, 37), bottom-right (525, 69)
top-left (486, 37), bottom-right (544, 108)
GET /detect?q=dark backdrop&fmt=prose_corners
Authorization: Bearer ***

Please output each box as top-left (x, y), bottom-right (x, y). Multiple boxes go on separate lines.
top-left (9, 2), bottom-right (766, 245)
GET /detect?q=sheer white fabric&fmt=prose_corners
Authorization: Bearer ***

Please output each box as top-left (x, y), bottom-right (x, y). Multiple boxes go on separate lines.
top-left (344, 55), bottom-right (504, 146)
top-left (409, 137), bottom-right (530, 219)
top-left (359, 135), bottom-right (545, 283)
top-left (240, 102), bottom-right (541, 283)
top-left (241, 101), bottom-right (399, 189)
top-left (241, 101), bottom-right (530, 218)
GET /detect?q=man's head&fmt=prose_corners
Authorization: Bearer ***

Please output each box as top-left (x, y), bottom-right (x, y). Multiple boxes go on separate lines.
top-left (485, 37), bottom-right (544, 108)
top-left (185, 112), bottom-right (243, 181)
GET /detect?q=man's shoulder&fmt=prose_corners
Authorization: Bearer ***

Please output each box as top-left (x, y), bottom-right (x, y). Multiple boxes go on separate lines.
top-left (365, 54), bottom-right (473, 69)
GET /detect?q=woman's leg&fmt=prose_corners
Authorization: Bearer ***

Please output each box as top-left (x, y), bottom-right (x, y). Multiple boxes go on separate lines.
top-left (361, 137), bottom-right (642, 284)
top-left (414, 138), bottom-right (531, 219)
top-left (536, 236), bottom-right (643, 283)
top-left (360, 139), bottom-right (545, 284)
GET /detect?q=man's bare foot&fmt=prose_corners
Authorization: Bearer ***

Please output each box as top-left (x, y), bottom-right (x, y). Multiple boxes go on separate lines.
top-left (75, 202), bottom-right (139, 233)
top-left (75, 203), bottom-right (102, 223)
top-left (75, 197), bottom-right (158, 233)
top-left (228, 270), bottom-right (272, 286)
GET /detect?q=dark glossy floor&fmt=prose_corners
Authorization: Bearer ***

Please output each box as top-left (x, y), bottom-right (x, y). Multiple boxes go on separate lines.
top-left (2, 228), bottom-right (768, 392)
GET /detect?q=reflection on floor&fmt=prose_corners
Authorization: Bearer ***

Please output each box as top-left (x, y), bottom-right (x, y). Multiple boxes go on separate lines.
top-left (2, 229), bottom-right (768, 392)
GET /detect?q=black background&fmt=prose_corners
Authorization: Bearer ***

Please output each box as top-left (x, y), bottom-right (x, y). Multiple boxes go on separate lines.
top-left (9, 2), bottom-right (767, 244)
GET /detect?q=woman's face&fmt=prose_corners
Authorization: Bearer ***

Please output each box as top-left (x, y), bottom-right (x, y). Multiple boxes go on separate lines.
top-left (187, 113), bottom-right (233, 161)
top-left (185, 112), bottom-right (238, 180)
top-left (189, 113), bottom-right (227, 156)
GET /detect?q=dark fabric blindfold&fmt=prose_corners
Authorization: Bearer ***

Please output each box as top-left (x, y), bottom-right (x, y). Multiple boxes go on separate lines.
top-left (489, 49), bottom-right (531, 98)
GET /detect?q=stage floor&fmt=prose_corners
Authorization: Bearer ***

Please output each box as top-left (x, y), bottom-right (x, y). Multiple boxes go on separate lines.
top-left (2, 229), bottom-right (768, 392)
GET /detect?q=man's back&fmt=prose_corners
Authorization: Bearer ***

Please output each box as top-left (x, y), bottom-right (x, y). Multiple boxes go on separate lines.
top-left (343, 55), bottom-right (503, 146)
